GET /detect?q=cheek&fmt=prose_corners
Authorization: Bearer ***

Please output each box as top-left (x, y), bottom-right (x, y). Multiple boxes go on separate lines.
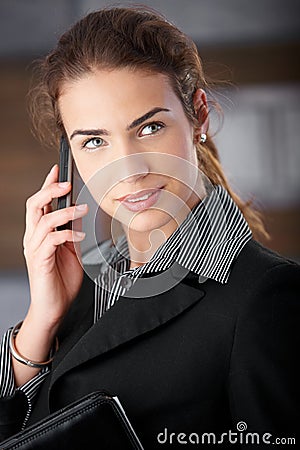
top-left (72, 153), bottom-right (90, 183)
top-left (99, 196), bottom-right (114, 216)
top-left (72, 158), bottom-right (110, 209)
top-left (164, 129), bottom-right (196, 162)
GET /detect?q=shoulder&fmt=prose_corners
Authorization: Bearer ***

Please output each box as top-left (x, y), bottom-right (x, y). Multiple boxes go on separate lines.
top-left (189, 239), bottom-right (300, 322)
top-left (236, 238), bottom-right (298, 270)
top-left (227, 246), bottom-right (299, 434)
top-left (227, 239), bottom-right (300, 320)
top-left (230, 238), bottom-right (299, 287)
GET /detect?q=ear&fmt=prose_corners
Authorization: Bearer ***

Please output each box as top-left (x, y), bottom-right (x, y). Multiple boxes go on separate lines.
top-left (193, 89), bottom-right (209, 141)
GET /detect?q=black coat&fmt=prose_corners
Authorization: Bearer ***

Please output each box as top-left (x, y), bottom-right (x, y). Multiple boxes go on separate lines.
top-left (0, 240), bottom-right (299, 448)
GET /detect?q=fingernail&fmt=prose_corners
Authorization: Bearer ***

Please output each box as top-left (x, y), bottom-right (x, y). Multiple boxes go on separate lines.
top-left (74, 231), bottom-right (86, 238)
top-left (50, 164), bottom-right (57, 174)
top-left (75, 204), bottom-right (87, 210)
top-left (58, 182), bottom-right (70, 188)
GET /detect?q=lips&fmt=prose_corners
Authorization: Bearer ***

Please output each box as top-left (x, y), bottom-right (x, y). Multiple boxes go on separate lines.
top-left (118, 187), bottom-right (164, 212)
top-left (117, 187), bottom-right (163, 202)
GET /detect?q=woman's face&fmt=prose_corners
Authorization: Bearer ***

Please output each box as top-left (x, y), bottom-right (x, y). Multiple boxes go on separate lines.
top-left (59, 68), bottom-right (201, 233)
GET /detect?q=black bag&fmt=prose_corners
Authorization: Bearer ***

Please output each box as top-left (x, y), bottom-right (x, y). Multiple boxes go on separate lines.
top-left (0, 391), bottom-right (144, 449)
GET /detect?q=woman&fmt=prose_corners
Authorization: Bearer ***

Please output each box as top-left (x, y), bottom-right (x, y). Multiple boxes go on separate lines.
top-left (0, 6), bottom-right (299, 448)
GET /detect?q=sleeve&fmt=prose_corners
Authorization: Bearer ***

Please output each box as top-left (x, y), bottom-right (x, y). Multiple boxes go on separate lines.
top-left (0, 328), bottom-right (50, 441)
top-left (227, 262), bottom-right (300, 446)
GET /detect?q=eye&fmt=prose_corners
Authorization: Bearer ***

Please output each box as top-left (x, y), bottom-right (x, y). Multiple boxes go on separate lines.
top-left (139, 122), bottom-right (164, 137)
top-left (83, 137), bottom-right (105, 151)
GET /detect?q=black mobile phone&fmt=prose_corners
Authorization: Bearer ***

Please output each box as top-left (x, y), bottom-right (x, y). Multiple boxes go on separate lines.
top-left (57, 136), bottom-right (73, 230)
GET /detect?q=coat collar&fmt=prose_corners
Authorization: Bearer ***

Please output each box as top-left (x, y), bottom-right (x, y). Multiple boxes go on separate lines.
top-left (50, 267), bottom-right (205, 391)
top-left (92, 185), bottom-right (252, 286)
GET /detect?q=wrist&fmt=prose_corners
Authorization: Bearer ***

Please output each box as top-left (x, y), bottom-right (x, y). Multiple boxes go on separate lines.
top-left (10, 321), bottom-right (59, 369)
top-left (13, 312), bottom-right (60, 367)
top-left (25, 304), bottom-right (64, 337)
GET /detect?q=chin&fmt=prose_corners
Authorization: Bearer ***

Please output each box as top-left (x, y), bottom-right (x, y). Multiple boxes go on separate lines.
top-left (126, 209), bottom-right (173, 234)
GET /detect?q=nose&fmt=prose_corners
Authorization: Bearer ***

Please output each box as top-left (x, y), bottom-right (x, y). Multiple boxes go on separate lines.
top-left (120, 152), bottom-right (150, 184)
top-left (124, 171), bottom-right (148, 184)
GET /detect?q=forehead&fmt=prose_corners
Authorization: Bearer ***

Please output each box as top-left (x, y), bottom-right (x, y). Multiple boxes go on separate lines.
top-left (60, 69), bottom-right (174, 101)
top-left (58, 68), bottom-right (184, 127)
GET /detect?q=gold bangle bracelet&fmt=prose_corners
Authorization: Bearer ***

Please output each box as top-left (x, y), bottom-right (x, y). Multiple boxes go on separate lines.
top-left (9, 321), bottom-right (59, 369)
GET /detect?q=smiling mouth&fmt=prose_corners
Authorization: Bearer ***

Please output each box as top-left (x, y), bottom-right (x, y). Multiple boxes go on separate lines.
top-left (118, 187), bottom-right (164, 212)
top-left (118, 187), bottom-right (164, 202)
top-left (126, 191), bottom-right (156, 203)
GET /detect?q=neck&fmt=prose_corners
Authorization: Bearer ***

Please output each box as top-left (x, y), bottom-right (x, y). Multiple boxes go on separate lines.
top-left (123, 190), bottom-right (201, 270)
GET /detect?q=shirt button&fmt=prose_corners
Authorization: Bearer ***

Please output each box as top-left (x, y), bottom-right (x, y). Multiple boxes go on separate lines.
top-left (120, 276), bottom-right (133, 289)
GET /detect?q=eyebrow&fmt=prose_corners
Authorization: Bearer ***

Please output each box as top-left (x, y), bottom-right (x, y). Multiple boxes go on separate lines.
top-left (70, 107), bottom-right (170, 140)
top-left (126, 107), bottom-right (170, 131)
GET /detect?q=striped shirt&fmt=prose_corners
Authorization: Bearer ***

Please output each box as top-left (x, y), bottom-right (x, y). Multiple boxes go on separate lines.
top-left (0, 184), bottom-right (252, 428)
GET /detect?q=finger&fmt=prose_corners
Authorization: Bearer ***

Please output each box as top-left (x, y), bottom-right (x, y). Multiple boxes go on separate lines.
top-left (26, 204), bottom-right (88, 251)
top-left (34, 229), bottom-right (86, 262)
top-left (25, 164), bottom-right (64, 237)
top-left (46, 229), bottom-right (86, 255)
top-left (25, 165), bottom-right (56, 230)
top-left (49, 229), bottom-right (86, 245)
top-left (71, 217), bottom-right (83, 259)
top-left (41, 164), bottom-right (59, 189)
top-left (25, 182), bottom-right (72, 239)
top-left (72, 216), bottom-right (83, 233)
top-left (62, 240), bottom-right (82, 261)
top-left (44, 204), bottom-right (53, 215)
top-left (37, 165), bottom-right (58, 223)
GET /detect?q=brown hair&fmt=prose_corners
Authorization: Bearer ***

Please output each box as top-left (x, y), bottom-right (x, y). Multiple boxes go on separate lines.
top-left (29, 6), bottom-right (268, 241)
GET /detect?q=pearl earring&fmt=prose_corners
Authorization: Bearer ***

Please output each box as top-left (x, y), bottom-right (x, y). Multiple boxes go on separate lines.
top-left (200, 133), bottom-right (207, 144)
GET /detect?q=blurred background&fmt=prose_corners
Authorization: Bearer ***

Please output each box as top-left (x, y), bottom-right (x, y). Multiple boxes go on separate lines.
top-left (0, 0), bottom-right (299, 334)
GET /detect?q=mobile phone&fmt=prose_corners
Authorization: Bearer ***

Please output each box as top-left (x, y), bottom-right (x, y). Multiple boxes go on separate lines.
top-left (57, 135), bottom-right (73, 230)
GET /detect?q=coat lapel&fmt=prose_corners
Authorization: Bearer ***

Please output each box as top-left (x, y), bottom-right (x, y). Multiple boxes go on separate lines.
top-left (50, 265), bottom-right (205, 390)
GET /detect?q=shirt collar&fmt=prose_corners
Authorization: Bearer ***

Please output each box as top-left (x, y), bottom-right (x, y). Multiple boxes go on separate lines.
top-left (105, 185), bottom-right (252, 284)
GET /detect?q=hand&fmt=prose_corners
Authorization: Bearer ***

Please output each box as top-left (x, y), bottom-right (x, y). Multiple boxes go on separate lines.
top-left (23, 164), bottom-right (89, 331)
top-left (11, 164), bottom-right (89, 387)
